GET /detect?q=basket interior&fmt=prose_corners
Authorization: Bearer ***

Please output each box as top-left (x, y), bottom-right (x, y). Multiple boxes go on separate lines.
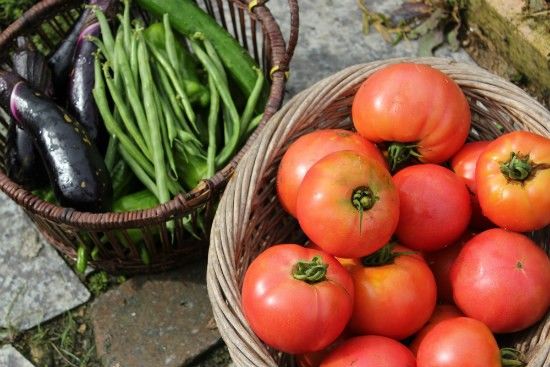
top-left (213, 60), bottom-right (550, 366)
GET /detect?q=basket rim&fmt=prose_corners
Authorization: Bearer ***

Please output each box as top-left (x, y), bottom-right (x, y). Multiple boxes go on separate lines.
top-left (0, 0), bottom-right (299, 229)
top-left (206, 57), bottom-right (550, 367)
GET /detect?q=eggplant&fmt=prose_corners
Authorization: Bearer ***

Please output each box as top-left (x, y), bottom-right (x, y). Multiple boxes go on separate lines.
top-left (67, 22), bottom-right (104, 145)
top-left (48, 7), bottom-right (91, 101)
top-left (0, 71), bottom-right (112, 212)
top-left (5, 37), bottom-right (53, 189)
top-left (48, 0), bottom-right (113, 103)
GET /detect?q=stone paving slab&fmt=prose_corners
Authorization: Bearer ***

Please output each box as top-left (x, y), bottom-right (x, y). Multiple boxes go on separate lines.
top-left (0, 192), bottom-right (90, 331)
top-left (90, 260), bottom-right (220, 367)
top-left (0, 345), bottom-right (34, 367)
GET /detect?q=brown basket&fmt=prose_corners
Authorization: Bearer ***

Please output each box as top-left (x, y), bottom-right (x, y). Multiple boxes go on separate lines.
top-left (0, 0), bottom-right (299, 274)
top-left (206, 58), bottom-right (550, 366)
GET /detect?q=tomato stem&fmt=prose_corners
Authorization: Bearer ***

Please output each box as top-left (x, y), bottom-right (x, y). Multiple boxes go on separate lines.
top-left (292, 256), bottom-right (328, 283)
top-left (387, 142), bottom-right (420, 171)
top-left (352, 186), bottom-right (378, 211)
top-left (500, 152), bottom-right (533, 181)
top-left (361, 243), bottom-right (416, 266)
top-left (352, 186), bottom-right (379, 236)
top-left (500, 348), bottom-right (526, 367)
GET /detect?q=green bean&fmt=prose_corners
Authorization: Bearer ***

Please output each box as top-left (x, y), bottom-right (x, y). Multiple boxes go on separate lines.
top-left (163, 14), bottom-right (180, 78)
top-left (155, 86), bottom-right (178, 180)
top-left (76, 244), bottom-right (88, 274)
top-left (122, 0), bottom-right (132, 50)
top-left (137, 34), bottom-right (171, 204)
top-left (206, 74), bottom-right (220, 177)
top-left (240, 67), bottom-right (265, 135)
top-left (115, 31), bottom-right (152, 151)
top-left (129, 29), bottom-right (139, 87)
top-left (139, 243), bottom-right (151, 265)
top-left (246, 113), bottom-right (264, 136)
top-left (189, 39), bottom-right (240, 167)
top-left (202, 37), bottom-right (227, 83)
top-left (94, 7), bottom-right (115, 61)
top-left (147, 44), bottom-right (197, 128)
top-left (93, 56), bottom-right (164, 191)
top-left (119, 146), bottom-right (158, 195)
top-left (104, 135), bottom-right (118, 172)
top-left (102, 63), bottom-right (150, 156)
top-left (91, 245), bottom-right (100, 261)
top-left (111, 159), bottom-right (133, 199)
top-left (155, 64), bottom-right (193, 135)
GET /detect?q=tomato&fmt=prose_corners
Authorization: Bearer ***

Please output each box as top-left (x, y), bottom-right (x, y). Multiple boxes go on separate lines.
top-left (277, 129), bottom-right (387, 217)
top-left (297, 150), bottom-right (399, 258)
top-left (241, 244), bottom-right (354, 354)
top-left (450, 141), bottom-right (494, 229)
top-left (450, 228), bottom-right (550, 333)
top-left (351, 63), bottom-right (471, 170)
top-left (409, 304), bottom-right (463, 355)
top-left (476, 131), bottom-right (550, 232)
top-left (320, 335), bottom-right (416, 367)
top-left (392, 164), bottom-right (471, 252)
top-left (345, 244), bottom-right (437, 339)
top-left (416, 317), bottom-right (501, 367)
top-left (425, 233), bottom-right (472, 303)
top-left (296, 334), bottom-right (348, 367)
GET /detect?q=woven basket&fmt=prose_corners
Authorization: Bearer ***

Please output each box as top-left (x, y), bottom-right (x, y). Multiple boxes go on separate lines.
top-left (0, 0), bottom-right (298, 274)
top-left (207, 57), bottom-right (550, 367)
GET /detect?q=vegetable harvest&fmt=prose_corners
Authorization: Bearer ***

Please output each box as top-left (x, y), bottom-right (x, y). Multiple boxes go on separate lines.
top-left (241, 62), bottom-right (549, 367)
top-left (1, 0), bottom-right (270, 270)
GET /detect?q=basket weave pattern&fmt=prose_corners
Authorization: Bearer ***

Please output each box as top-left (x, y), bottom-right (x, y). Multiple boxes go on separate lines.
top-left (206, 58), bottom-right (550, 367)
top-left (0, 0), bottom-right (299, 274)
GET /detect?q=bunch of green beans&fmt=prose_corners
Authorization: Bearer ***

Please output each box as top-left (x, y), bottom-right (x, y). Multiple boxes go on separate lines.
top-left (91, 0), bottom-right (265, 205)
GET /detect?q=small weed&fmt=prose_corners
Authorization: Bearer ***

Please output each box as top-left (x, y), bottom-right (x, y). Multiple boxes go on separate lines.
top-left (87, 271), bottom-right (110, 296)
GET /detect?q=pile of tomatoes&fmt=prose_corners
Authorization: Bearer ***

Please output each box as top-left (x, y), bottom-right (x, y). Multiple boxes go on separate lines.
top-left (240, 63), bottom-right (550, 367)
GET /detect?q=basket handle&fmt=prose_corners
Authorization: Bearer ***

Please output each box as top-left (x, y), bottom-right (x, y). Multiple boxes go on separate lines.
top-left (249, 0), bottom-right (299, 78)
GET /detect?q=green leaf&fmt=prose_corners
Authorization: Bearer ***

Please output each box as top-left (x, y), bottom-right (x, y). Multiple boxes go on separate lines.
top-left (409, 8), bottom-right (447, 38)
top-left (447, 25), bottom-right (460, 51)
top-left (417, 29), bottom-right (445, 56)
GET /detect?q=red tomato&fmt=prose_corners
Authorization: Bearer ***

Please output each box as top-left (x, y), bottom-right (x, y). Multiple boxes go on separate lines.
top-left (450, 141), bottom-right (494, 229)
top-left (277, 129), bottom-right (387, 217)
top-left (345, 244), bottom-right (437, 339)
top-left (296, 334), bottom-right (348, 367)
top-left (450, 229), bottom-right (550, 333)
top-left (241, 244), bottom-right (354, 354)
top-left (297, 150), bottom-right (399, 258)
top-left (320, 335), bottom-right (416, 367)
top-left (392, 164), bottom-right (471, 252)
top-left (352, 63), bottom-right (471, 170)
top-left (409, 304), bottom-right (463, 355)
top-left (425, 233), bottom-right (472, 303)
top-left (416, 317), bottom-right (501, 367)
top-left (476, 131), bottom-right (550, 231)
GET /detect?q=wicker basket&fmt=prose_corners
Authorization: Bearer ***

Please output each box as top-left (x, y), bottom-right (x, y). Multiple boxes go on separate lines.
top-left (206, 58), bottom-right (550, 367)
top-left (0, 0), bottom-right (299, 274)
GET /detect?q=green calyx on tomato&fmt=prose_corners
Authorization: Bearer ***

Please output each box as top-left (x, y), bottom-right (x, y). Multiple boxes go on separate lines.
top-left (500, 348), bottom-right (526, 367)
top-left (500, 152), bottom-right (549, 182)
top-left (361, 243), bottom-right (416, 267)
top-left (292, 256), bottom-right (328, 283)
top-left (352, 186), bottom-right (379, 235)
top-left (387, 142), bottom-right (421, 171)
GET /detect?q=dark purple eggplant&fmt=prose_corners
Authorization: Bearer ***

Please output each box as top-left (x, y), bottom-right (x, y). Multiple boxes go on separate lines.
top-left (5, 37), bottom-right (53, 189)
top-left (48, 0), bottom-right (113, 102)
top-left (0, 71), bottom-right (112, 212)
top-left (67, 22), bottom-right (103, 144)
top-left (48, 7), bottom-right (91, 101)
